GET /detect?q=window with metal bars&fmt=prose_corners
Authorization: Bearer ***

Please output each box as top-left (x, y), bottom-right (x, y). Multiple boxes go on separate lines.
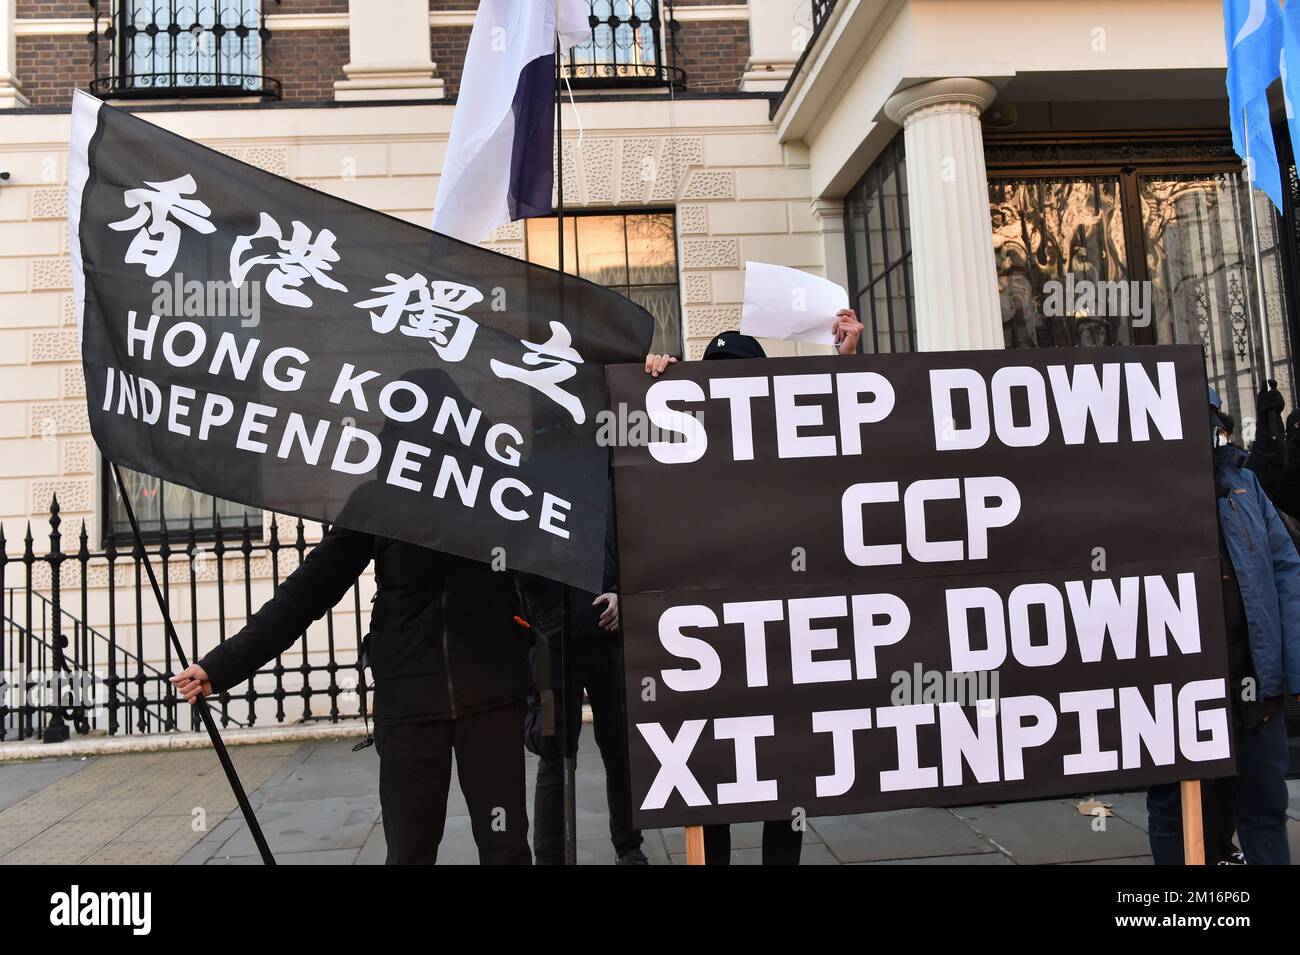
top-left (89, 0), bottom-right (281, 100)
top-left (102, 466), bottom-right (262, 545)
top-left (560, 1), bottom-right (684, 90)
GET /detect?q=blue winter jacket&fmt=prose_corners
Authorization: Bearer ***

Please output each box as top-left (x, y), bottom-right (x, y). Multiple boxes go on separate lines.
top-left (1216, 444), bottom-right (1300, 697)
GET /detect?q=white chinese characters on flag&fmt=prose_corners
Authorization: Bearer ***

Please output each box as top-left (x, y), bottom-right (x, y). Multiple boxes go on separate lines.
top-left (68, 91), bottom-right (653, 592)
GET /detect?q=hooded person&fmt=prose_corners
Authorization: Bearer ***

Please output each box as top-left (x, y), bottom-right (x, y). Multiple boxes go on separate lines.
top-left (641, 308), bottom-right (864, 866)
top-left (1145, 387), bottom-right (1300, 865)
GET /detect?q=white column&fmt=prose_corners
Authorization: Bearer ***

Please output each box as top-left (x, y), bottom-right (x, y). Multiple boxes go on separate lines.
top-left (884, 78), bottom-right (1002, 351)
top-left (811, 197), bottom-right (849, 291)
top-left (334, 0), bottom-right (443, 101)
top-left (0, 0), bottom-right (28, 109)
top-left (742, 0), bottom-right (801, 92)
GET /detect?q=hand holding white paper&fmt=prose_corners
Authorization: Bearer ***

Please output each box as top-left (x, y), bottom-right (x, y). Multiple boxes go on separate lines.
top-left (740, 261), bottom-right (849, 347)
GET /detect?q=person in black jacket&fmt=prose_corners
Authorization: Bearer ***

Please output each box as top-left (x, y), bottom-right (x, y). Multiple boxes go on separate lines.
top-left (170, 530), bottom-right (535, 865)
top-left (523, 578), bottom-right (646, 864)
top-left (1242, 379), bottom-right (1300, 526)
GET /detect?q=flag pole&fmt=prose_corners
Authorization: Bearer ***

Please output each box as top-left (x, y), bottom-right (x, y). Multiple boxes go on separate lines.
top-left (109, 462), bottom-right (276, 866)
top-left (555, 29), bottom-right (578, 867)
top-left (1242, 107), bottom-right (1278, 387)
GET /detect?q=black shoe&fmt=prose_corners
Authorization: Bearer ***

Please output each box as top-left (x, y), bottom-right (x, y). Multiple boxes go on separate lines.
top-left (616, 848), bottom-right (649, 865)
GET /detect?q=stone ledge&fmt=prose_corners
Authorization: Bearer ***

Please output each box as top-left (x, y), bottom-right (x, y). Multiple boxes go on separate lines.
top-left (0, 704), bottom-right (595, 761)
top-left (0, 720), bottom-right (363, 761)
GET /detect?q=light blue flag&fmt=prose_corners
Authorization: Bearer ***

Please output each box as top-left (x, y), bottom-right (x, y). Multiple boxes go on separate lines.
top-left (1225, 0), bottom-right (1285, 210)
top-left (1279, 0), bottom-right (1300, 180)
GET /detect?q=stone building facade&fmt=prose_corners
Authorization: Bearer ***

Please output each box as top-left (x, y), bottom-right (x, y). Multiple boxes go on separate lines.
top-left (0, 0), bottom-right (1294, 730)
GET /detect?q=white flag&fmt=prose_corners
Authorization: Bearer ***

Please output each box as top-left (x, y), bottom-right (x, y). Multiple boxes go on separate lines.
top-left (432, 0), bottom-right (592, 244)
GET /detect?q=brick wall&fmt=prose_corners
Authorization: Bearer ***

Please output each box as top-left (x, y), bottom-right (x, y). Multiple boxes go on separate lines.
top-left (15, 35), bottom-right (93, 108)
top-left (285, 0), bottom-right (348, 11)
top-left (266, 28), bottom-right (350, 101)
top-left (16, 0), bottom-right (84, 18)
top-left (430, 25), bottom-right (472, 99)
top-left (673, 18), bottom-right (750, 93)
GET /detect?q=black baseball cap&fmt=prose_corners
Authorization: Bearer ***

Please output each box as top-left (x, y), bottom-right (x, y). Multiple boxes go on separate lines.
top-left (703, 331), bottom-right (766, 360)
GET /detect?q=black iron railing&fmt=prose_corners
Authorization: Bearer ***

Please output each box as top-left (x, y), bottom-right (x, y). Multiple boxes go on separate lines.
top-left (88, 0), bottom-right (282, 100)
top-left (0, 495), bottom-right (366, 744)
top-left (812, 0), bottom-right (837, 34)
top-left (562, 1), bottom-right (684, 89)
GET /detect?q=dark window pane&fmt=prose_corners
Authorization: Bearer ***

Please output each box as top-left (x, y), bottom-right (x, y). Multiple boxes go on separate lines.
top-left (887, 263), bottom-right (913, 354)
top-left (881, 151), bottom-right (902, 262)
top-left (855, 290), bottom-right (876, 354)
top-left (842, 133), bottom-right (915, 351)
top-left (865, 179), bottom-right (887, 281)
top-left (872, 282), bottom-right (891, 354)
top-left (107, 466), bottom-right (260, 541)
top-left (895, 148), bottom-right (910, 252)
top-left (847, 187), bottom-right (871, 294)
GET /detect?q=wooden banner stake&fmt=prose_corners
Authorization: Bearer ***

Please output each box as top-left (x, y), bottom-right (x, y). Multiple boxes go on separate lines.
top-left (1180, 779), bottom-right (1205, 865)
top-left (685, 825), bottom-right (705, 865)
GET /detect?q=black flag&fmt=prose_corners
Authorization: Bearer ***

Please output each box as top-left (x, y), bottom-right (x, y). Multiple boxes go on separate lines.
top-left (68, 92), bottom-right (653, 592)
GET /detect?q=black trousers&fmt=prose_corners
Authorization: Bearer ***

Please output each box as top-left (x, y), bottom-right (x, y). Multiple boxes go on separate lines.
top-left (1147, 713), bottom-right (1291, 865)
top-left (703, 820), bottom-right (803, 865)
top-left (374, 701), bottom-right (531, 865)
top-left (534, 638), bottom-right (643, 863)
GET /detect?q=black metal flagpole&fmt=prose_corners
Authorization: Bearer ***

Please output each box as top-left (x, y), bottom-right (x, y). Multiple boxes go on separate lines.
top-left (109, 462), bottom-right (276, 866)
top-left (555, 30), bottom-right (578, 867)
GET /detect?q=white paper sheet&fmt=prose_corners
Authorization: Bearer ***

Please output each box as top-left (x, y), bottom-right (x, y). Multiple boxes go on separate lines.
top-left (739, 261), bottom-right (849, 347)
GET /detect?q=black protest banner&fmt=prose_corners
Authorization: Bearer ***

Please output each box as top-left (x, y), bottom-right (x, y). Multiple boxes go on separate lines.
top-left (69, 92), bottom-right (653, 592)
top-left (608, 345), bottom-right (1230, 828)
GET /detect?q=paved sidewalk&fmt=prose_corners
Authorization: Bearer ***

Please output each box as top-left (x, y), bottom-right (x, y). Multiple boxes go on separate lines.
top-left (2, 735), bottom-right (1298, 864)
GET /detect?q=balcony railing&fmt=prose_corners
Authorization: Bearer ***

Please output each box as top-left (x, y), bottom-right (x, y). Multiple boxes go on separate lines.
top-left (812, 0), bottom-right (837, 34)
top-left (562, 1), bottom-right (684, 90)
top-left (88, 0), bottom-right (282, 100)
